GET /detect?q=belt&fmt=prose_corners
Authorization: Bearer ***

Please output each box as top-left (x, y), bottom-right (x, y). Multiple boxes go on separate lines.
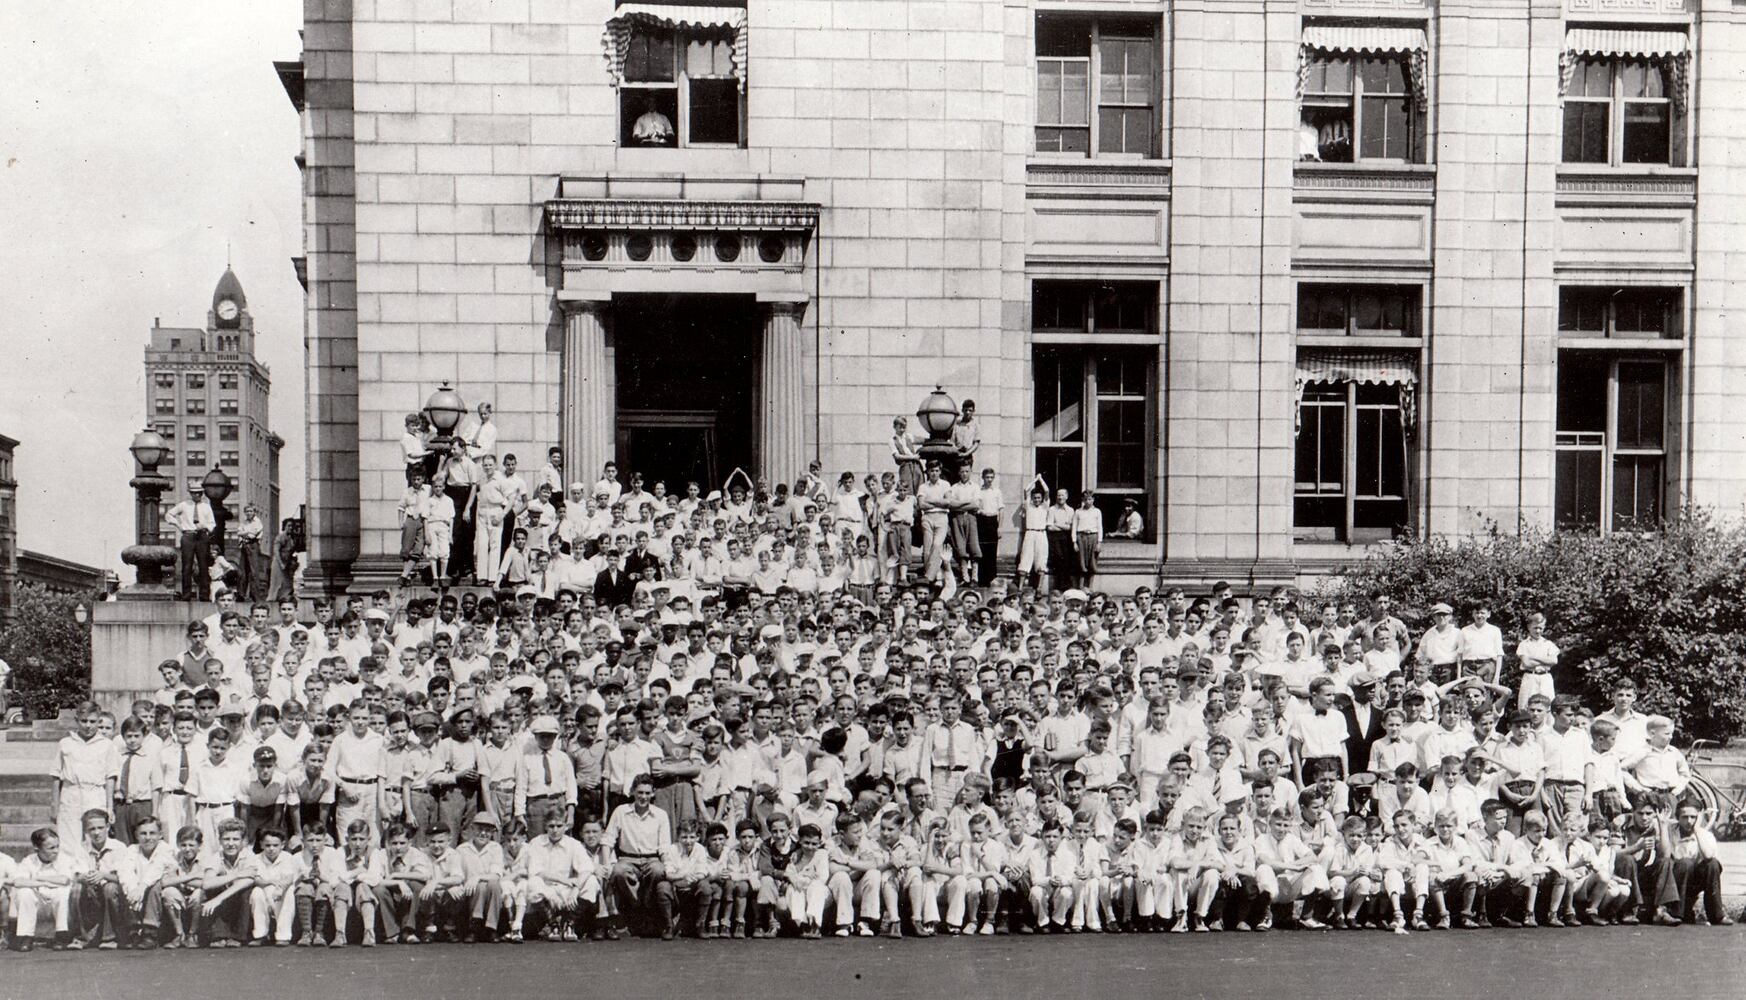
top-left (198, 802), bottom-right (230, 809)
top-left (937, 765), bottom-right (968, 772)
top-left (1085, 785), bottom-right (1108, 794)
top-left (123, 798), bottom-right (154, 804)
top-left (618, 852), bottom-right (658, 860)
top-left (1547, 778), bottom-right (1584, 786)
top-left (341, 777), bottom-right (379, 784)
top-left (165, 789), bottom-right (192, 796)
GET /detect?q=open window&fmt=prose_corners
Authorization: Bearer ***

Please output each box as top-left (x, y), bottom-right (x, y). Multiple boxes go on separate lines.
top-left (1297, 25), bottom-right (1428, 163)
top-left (605, 4), bottom-right (746, 148)
top-left (1558, 286), bottom-right (1682, 340)
top-left (1034, 13), bottom-right (1161, 158)
top-left (1556, 354), bottom-right (1673, 532)
top-left (1560, 29), bottom-right (1688, 167)
top-left (1294, 350), bottom-right (1418, 542)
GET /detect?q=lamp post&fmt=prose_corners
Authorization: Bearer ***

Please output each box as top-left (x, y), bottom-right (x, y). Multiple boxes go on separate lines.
top-left (915, 385), bottom-right (961, 483)
top-left (202, 466), bottom-right (234, 550)
top-left (120, 428), bottom-right (178, 599)
top-left (422, 382), bottom-right (468, 453)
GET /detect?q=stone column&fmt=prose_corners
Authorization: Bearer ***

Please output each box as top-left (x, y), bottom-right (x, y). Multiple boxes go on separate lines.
top-left (562, 298), bottom-right (613, 484)
top-left (759, 300), bottom-right (808, 486)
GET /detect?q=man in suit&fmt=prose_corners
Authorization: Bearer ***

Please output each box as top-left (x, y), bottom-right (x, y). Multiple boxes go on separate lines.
top-left (593, 548), bottom-right (635, 609)
top-left (622, 532), bottom-right (662, 582)
top-left (1340, 672), bottom-right (1388, 776)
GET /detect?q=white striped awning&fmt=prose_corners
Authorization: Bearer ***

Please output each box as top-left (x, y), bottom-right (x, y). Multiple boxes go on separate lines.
top-left (1301, 25), bottom-right (1427, 56)
top-left (1295, 349), bottom-right (1420, 432)
top-left (1299, 26), bottom-right (1429, 111)
top-left (1565, 27), bottom-right (1687, 60)
top-left (1562, 28), bottom-right (1689, 112)
top-left (603, 4), bottom-right (748, 93)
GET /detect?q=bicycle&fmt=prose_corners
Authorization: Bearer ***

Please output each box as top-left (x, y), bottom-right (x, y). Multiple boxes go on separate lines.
top-left (1687, 740), bottom-right (1746, 840)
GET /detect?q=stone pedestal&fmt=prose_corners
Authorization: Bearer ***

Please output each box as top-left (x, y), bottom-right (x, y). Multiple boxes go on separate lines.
top-left (562, 298), bottom-right (614, 483)
top-left (91, 600), bottom-right (214, 716)
top-left (758, 300), bottom-right (807, 485)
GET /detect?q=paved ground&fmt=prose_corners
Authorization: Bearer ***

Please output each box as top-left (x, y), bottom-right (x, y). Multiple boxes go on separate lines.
top-left (3, 927), bottom-right (1743, 1000)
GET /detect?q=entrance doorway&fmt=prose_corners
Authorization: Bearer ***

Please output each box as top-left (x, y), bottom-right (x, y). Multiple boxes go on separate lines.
top-left (613, 294), bottom-right (756, 493)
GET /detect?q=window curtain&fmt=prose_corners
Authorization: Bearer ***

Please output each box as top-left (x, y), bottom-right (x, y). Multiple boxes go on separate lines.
top-left (1297, 25), bottom-right (1430, 113)
top-left (1559, 27), bottom-right (1689, 115)
top-left (603, 4), bottom-right (748, 93)
top-left (1293, 348), bottom-right (1420, 434)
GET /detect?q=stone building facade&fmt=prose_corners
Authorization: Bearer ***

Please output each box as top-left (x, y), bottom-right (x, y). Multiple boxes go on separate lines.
top-left (144, 269), bottom-right (285, 539)
top-left (278, 0), bottom-right (1746, 593)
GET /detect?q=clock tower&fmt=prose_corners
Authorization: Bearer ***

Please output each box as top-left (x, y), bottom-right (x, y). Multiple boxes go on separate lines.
top-left (208, 267), bottom-right (254, 354)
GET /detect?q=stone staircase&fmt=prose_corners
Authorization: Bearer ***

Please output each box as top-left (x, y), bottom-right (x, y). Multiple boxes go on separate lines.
top-left (0, 713), bottom-right (75, 860)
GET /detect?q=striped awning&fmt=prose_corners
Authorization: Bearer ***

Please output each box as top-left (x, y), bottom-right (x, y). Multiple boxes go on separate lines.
top-left (1562, 28), bottom-right (1689, 112)
top-left (1295, 349), bottom-right (1420, 431)
top-left (603, 4), bottom-right (748, 93)
top-left (1299, 25), bottom-right (1429, 112)
top-left (1301, 25), bottom-right (1427, 56)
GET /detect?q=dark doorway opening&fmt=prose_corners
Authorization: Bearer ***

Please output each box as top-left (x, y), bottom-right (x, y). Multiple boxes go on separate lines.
top-left (613, 294), bottom-right (757, 495)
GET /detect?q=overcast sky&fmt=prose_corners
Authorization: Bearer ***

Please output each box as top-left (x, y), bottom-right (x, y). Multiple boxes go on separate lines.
top-left (0, 3), bottom-right (305, 573)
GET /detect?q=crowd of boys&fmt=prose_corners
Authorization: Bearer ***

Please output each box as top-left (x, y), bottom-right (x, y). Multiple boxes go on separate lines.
top-left (7, 449), bottom-right (1735, 952)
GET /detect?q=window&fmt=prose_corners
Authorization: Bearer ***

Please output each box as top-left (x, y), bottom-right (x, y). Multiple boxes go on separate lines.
top-left (1295, 382), bottom-right (1411, 541)
top-left (1562, 57), bottom-right (1680, 166)
top-left (153, 423), bottom-right (175, 440)
top-left (155, 398), bottom-right (176, 415)
top-left (219, 450), bottom-right (239, 468)
top-left (219, 399), bottom-right (238, 415)
top-left (1297, 285), bottom-right (1420, 338)
top-left (187, 425), bottom-right (206, 441)
top-left (154, 372), bottom-right (175, 388)
top-left (185, 399), bottom-right (206, 415)
top-left (1035, 15), bottom-right (1159, 158)
top-left (186, 450), bottom-right (207, 467)
top-left (1558, 287), bottom-right (1681, 339)
top-left (1300, 53), bottom-right (1422, 163)
top-left (219, 373), bottom-right (238, 390)
top-left (219, 424), bottom-right (239, 442)
top-left (185, 373), bottom-right (205, 389)
top-left (1556, 354), bottom-right (1670, 531)
top-left (1032, 280), bottom-right (1157, 539)
top-left (618, 23), bottom-right (742, 147)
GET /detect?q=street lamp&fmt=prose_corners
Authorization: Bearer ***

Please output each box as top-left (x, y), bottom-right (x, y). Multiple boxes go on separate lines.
top-left (121, 428), bottom-right (177, 599)
top-left (73, 603), bottom-right (88, 625)
top-left (423, 382), bottom-right (468, 451)
top-left (202, 467), bottom-right (234, 548)
top-left (915, 384), bottom-right (961, 482)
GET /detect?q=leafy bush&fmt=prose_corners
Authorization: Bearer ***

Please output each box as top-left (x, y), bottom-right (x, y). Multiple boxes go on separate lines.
top-left (1311, 510), bottom-right (1746, 743)
top-left (0, 583), bottom-right (93, 720)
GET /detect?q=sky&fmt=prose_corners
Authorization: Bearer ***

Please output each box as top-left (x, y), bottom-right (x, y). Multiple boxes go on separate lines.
top-left (0, 3), bottom-right (305, 573)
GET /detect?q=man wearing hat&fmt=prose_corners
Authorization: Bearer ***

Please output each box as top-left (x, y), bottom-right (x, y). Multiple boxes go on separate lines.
top-left (1109, 497), bottom-right (1144, 540)
top-left (1417, 602), bottom-right (1464, 684)
top-left (516, 716), bottom-right (578, 831)
top-left (166, 480), bottom-right (218, 601)
top-left (1339, 671), bottom-right (1388, 775)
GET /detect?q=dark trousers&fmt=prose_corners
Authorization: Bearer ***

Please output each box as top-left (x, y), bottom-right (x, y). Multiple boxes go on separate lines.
top-left (445, 484), bottom-right (475, 579)
top-left (655, 879), bottom-right (716, 935)
top-left (372, 881), bottom-right (428, 938)
top-left (611, 858), bottom-right (668, 932)
top-left (1673, 856), bottom-right (1727, 923)
top-left (239, 543), bottom-right (265, 602)
top-left (204, 890), bottom-right (251, 943)
top-left (115, 800), bottom-right (155, 845)
top-left (974, 515), bottom-right (999, 586)
top-left (75, 881), bottom-right (131, 945)
top-left (179, 529), bottom-right (211, 599)
top-left (1217, 876), bottom-right (1267, 928)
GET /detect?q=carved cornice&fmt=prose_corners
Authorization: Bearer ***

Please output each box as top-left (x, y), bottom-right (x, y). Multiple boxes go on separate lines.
top-left (545, 199), bottom-right (821, 232)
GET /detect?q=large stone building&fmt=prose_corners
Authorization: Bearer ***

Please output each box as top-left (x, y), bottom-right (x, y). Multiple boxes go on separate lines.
top-left (145, 270), bottom-right (285, 540)
top-left (0, 434), bottom-right (17, 624)
top-left (277, 0), bottom-right (1746, 593)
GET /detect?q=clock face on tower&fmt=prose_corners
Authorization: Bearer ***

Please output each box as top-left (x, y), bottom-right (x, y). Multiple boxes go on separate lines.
top-left (217, 299), bottom-right (239, 322)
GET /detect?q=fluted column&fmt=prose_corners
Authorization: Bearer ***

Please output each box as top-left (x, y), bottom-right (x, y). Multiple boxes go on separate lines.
top-left (562, 299), bottom-right (613, 484)
top-left (759, 300), bottom-right (807, 486)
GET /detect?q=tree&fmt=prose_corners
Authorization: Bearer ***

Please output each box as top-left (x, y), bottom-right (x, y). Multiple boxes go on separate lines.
top-left (0, 583), bottom-right (94, 720)
top-left (1311, 511), bottom-right (1746, 743)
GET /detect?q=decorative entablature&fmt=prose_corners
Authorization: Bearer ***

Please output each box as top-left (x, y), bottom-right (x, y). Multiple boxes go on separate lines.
top-left (1298, 0), bottom-right (1431, 13)
top-left (544, 177), bottom-right (820, 296)
top-left (1564, 0), bottom-right (1693, 21)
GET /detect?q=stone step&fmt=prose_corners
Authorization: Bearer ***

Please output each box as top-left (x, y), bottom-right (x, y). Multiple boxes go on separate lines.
top-left (0, 803), bottom-right (51, 824)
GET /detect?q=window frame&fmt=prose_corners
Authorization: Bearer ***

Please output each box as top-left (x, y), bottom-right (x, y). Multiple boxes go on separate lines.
top-left (1031, 280), bottom-right (1159, 540)
top-left (1555, 354), bottom-right (1672, 533)
top-left (219, 450), bottom-right (240, 468)
top-left (1034, 14), bottom-right (1162, 160)
top-left (1296, 284), bottom-right (1421, 339)
top-left (1294, 380), bottom-right (1413, 543)
top-left (185, 450), bottom-right (207, 467)
top-left (1561, 56), bottom-right (1680, 167)
top-left (1557, 286), bottom-right (1683, 341)
top-left (218, 372), bottom-right (238, 390)
top-left (618, 24), bottom-right (745, 150)
top-left (218, 399), bottom-right (239, 415)
top-left (1300, 51), bottom-right (1422, 164)
top-left (185, 399), bottom-right (206, 416)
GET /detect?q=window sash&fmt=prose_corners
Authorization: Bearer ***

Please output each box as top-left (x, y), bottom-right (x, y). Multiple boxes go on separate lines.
top-left (1035, 21), bottom-right (1156, 158)
top-left (620, 27), bottom-right (743, 148)
top-left (1293, 381), bottom-right (1411, 538)
top-left (1301, 54), bottom-right (1416, 163)
top-left (1554, 356), bottom-right (1669, 532)
top-left (1032, 346), bottom-right (1154, 508)
top-left (1561, 59), bottom-right (1678, 167)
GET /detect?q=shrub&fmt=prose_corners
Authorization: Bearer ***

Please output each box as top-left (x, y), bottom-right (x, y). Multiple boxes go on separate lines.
top-left (0, 583), bottom-right (94, 720)
top-left (1311, 510), bottom-right (1746, 743)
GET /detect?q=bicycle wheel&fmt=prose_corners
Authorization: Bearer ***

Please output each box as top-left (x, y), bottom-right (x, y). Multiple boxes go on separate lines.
top-left (1687, 773), bottom-right (1720, 818)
